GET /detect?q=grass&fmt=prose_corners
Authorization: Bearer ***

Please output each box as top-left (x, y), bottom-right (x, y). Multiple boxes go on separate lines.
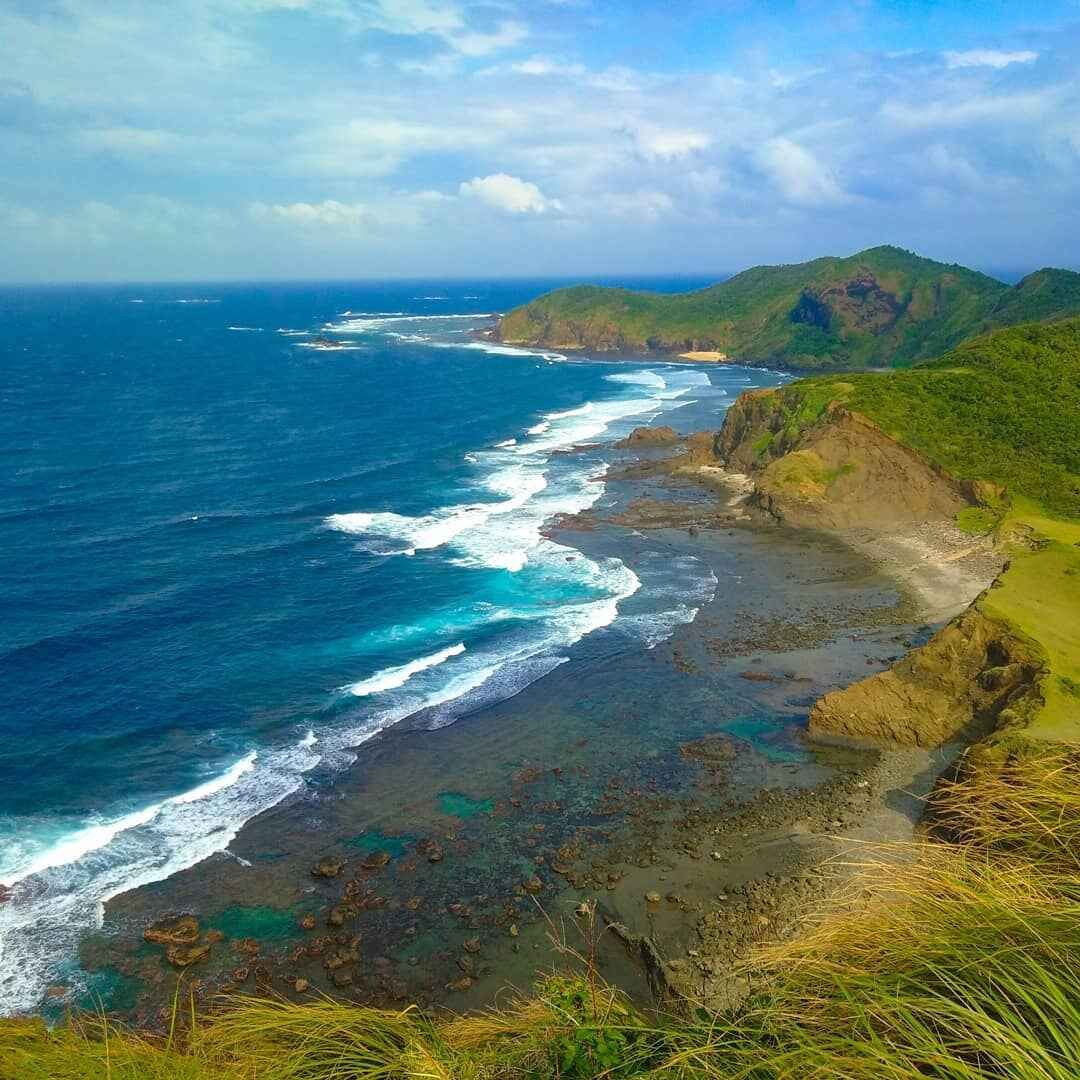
top-left (955, 506), bottom-right (998, 535)
top-left (5, 751), bottom-right (1079, 1079)
top-left (970, 498), bottom-right (1080, 745)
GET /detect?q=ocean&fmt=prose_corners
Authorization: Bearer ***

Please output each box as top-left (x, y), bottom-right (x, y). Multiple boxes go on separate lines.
top-left (0, 279), bottom-right (790, 1012)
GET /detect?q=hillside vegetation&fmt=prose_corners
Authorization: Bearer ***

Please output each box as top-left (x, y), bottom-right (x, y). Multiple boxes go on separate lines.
top-left (749, 318), bottom-right (1080, 516)
top-left (721, 317), bottom-right (1080, 747)
top-left (497, 246), bottom-right (1080, 370)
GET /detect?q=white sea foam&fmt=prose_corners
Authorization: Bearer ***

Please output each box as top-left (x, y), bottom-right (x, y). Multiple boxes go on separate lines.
top-left (345, 643), bottom-right (466, 697)
top-left (327, 368), bottom-right (710, 574)
top-left (495, 438), bottom-right (517, 448)
top-left (606, 370), bottom-right (666, 389)
top-left (0, 739), bottom-right (322, 1014)
top-left (329, 313), bottom-right (495, 332)
top-left (277, 329), bottom-right (310, 336)
top-left (296, 343), bottom-right (367, 351)
top-left (227, 326), bottom-right (262, 332)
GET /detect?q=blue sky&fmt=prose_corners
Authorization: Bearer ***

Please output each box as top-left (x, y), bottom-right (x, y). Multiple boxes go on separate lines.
top-left (2, 0), bottom-right (1079, 282)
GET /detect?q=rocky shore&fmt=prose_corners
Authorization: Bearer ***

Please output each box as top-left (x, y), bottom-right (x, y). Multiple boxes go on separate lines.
top-left (72, 387), bottom-right (1003, 1027)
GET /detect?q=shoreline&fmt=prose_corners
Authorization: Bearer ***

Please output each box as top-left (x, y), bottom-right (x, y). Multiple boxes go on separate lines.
top-left (73, 401), bottom-right (969, 1026)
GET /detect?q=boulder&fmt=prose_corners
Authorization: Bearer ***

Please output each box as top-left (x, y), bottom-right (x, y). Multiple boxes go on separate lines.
top-left (144, 915), bottom-right (200, 947)
top-left (615, 425), bottom-right (679, 449)
top-left (311, 855), bottom-right (346, 878)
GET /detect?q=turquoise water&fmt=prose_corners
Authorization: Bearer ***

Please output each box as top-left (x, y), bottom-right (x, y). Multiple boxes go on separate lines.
top-left (0, 280), bottom-right (788, 1011)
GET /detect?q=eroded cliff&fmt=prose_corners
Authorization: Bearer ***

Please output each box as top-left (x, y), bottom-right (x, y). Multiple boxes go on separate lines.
top-left (715, 390), bottom-right (970, 531)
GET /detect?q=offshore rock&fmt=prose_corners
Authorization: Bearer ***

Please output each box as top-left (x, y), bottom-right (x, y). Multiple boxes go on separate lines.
top-left (615, 425), bottom-right (679, 448)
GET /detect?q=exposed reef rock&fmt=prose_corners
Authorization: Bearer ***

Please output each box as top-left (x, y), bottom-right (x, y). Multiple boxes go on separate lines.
top-left (615, 425), bottom-right (679, 448)
top-left (809, 604), bottom-right (1045, 746)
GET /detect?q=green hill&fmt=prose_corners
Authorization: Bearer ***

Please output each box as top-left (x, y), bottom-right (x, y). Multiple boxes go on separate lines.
top-left (760, 317), bottom-right (1080, 515)
top-left (497, 246), bottom-right (1080, 370)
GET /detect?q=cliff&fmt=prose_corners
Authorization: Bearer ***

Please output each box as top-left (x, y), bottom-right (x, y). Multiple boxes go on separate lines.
top-left (497, 246), bottom-right (1080, 371)
top-left (716, 394), bottom-right (968, 530)
top-left (712, 324), bottom-right (1080, 750)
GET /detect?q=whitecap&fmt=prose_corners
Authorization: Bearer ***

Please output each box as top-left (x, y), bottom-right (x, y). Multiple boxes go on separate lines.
top-left (0, 741), bottom-right (321, 1013)
top-left (227, 326), bottom-right (262, 332)
top-left (344, 643), bottom-right (466, 697)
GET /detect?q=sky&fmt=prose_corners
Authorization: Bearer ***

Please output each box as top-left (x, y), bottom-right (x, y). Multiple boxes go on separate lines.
top-left (2, 0), bottom-right (1079, 283)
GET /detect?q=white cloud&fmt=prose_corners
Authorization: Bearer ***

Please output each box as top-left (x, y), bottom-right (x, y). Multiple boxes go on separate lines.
top-left (944, 49), bottom-right (1039, 70)
top-left (284, 116), bottom-right (497, 177)
top-left (636, 129), bottom-right (711, 160)
top-left (755, 137), bottom-right (847, 206)
top-left (503, 55), bottom-right (586, 78)
top-left (459, 173), bottom-right (562, 213)
top-left (450, 20), bottom-right (528, 58)
top-left (250, 199), bottom-right (370, 226)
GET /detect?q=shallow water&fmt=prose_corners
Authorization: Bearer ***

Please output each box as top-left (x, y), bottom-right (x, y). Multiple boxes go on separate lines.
top-left (0, 279), bottom-right (795, 1013)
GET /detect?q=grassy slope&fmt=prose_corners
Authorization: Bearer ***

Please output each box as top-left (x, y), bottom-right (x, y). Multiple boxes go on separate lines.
top-left (747, 318), bottom-right (1080, 744)
top-left (500, 247), bottom-right (1080, 371)
top-left (983, 501), bottom-right (1080, 743)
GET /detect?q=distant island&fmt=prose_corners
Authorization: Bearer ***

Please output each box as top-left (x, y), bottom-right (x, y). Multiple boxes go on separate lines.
top-left (497, 244), bottom-right (1080, 370)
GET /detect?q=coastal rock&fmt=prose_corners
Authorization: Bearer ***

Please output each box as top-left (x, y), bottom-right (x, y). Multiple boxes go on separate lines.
top-left (421, 840), bottom-right (444, 863)
top-left (144, 915), bottom-right (200, 947)
top-left (311, 855), bottom-right (346, 879)
top-left (615, 425), bottom-right (679, 448)
top-left (809, 605), bottom-right (1044, 746)
top-left (679, 735), bottom-right (736, 764)
top-left (165, 942), bottom-right (211, 968)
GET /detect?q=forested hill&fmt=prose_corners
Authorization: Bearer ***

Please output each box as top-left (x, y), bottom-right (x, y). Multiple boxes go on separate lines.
top-left (496, 246), bottom-right (1080, 370)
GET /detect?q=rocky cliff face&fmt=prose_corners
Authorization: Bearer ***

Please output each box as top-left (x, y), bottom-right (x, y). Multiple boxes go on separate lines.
top-left (715, 393), bottom-right (969, 530)
top-left (808, 605), bottom-right (1045, 746)
top-left (711, 385), bottom-right (1045, 749)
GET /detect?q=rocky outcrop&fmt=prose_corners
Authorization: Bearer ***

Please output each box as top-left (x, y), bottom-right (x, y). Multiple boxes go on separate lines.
top-left (615, 425), bottom-right (679, 448)
top-left (754, 411), bottom-right (969, 529)
top-left (715, 395), bottom-right (970, 531)
top-left (809, 604), bottom-right (1045, 747)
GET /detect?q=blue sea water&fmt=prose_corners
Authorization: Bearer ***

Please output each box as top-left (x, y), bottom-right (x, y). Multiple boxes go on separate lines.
top-left (0, 280), bottom-right (785, 1011)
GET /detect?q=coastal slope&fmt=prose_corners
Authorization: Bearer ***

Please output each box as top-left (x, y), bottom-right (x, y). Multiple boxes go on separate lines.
top-left (497, 246), bottom-right (1080, 370)
top-left (713, 317), bottom-right (1080, 749)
